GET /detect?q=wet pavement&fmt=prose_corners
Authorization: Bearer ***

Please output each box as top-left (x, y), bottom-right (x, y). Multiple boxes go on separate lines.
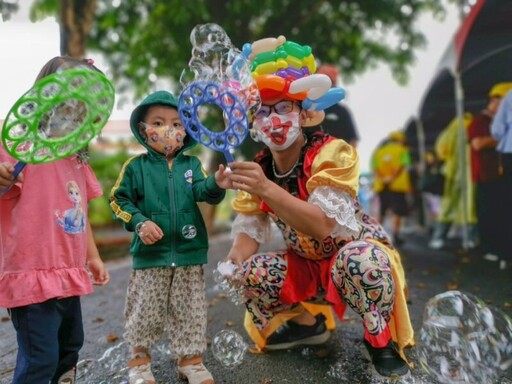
top-left (1, 228), bottom-right (512, 384)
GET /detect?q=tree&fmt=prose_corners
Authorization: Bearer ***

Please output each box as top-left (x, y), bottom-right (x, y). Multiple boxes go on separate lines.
top-left (85, 0), bottom-right (453, 99)
top-left (26, 0), bottom-right (96, 57)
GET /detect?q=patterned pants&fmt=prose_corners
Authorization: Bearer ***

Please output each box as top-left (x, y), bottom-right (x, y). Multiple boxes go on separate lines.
top-left (124, 266), bottom-right (207, 358)
top-left (242, 240), bottom-right (395, 337)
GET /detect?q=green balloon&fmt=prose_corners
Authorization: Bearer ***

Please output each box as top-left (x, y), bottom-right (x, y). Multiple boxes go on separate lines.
top-left (2, 68), bottom-right (115, 163)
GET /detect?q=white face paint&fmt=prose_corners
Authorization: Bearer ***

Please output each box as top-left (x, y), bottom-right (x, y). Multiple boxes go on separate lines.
top-left (252, 111), bottom-right (301, 151)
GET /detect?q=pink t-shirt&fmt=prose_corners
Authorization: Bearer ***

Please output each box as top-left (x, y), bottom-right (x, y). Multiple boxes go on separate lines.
top-left (0, 149), bottom-right (102, 308)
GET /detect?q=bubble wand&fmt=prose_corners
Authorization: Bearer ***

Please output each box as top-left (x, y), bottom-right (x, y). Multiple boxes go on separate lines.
top-left (0, 68), bottom-right (115, 194)
top-left (177, 23), bottom-right (260, 164)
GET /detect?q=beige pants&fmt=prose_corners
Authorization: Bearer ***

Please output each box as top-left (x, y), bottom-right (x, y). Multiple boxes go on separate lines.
top-left (124, 265), bottom-right (207, 358)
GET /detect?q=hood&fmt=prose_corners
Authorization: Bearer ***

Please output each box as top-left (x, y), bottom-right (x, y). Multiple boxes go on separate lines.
top-left (130, 90), bottom-right (196, 156)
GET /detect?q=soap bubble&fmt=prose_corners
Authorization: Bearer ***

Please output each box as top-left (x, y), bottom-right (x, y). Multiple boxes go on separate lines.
top-left (181, 23), bottom-right (260, 121)
top-left (212, 329), bottom-right (247, 368)
top-left (416, 290), bottom-right (512, 383)
top-left (213, 261), bottom-right (245, 305)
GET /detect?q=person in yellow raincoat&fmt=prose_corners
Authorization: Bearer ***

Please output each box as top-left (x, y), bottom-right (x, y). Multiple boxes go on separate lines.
top-left (222, 37), bottom-right (414, 380)
top-left (371, 131), bottom-right (413, 245)
top-left (428, 113), bottom-right (478, 250)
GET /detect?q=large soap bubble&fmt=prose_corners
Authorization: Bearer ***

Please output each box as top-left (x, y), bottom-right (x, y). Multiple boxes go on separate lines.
top-left (213, 261), bottom-right (245, 306)
top-left (212, 329), bottom-right (247, 368)
top-left (416, 290), bottom-right (512, 383)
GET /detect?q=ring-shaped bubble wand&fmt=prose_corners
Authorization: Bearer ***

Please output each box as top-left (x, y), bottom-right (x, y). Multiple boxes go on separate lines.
top-left (1, 68), bottom-right (115, 194)
top-left (178, 81), bottom-right (249, 164)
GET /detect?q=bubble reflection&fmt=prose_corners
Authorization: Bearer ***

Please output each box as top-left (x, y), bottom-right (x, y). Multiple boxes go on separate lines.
top-left (416, 290), bottom-right (512, 383)
top-left (76, 341), bottom-right (130, 383)
top-left (212, 329), bottom-right (247, 368)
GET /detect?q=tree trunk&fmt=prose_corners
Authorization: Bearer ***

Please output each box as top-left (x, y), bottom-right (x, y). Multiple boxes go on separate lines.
top-left (59, 0), bottom-right (96, 57)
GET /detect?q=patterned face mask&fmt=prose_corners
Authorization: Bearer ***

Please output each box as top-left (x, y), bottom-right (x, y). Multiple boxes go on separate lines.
top-left (142, 123), bottom-right (186, 155)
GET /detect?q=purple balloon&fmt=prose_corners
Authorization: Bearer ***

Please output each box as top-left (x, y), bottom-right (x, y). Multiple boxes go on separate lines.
top-left (276, 66), bottom-right (310, 80)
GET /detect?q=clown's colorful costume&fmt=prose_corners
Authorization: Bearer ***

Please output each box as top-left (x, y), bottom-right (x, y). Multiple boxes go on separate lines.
top-left (232, 130), bottom-right (414, 355)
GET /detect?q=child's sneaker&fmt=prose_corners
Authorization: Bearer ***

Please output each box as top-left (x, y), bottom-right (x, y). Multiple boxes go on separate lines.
top-left (127, 352), bottom-right (155, 384)
top-left (57, 367), bottom-right (76, 384)
top-left (177, 362), bottom-right (214, 384)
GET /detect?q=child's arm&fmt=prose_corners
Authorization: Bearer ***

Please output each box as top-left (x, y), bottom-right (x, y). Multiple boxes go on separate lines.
top-left (86, 221), bottom-right (110, 285)
top-left (0, 162), bottom-right (24, 189)
top-left (191, 158), bottom-right (227, 204)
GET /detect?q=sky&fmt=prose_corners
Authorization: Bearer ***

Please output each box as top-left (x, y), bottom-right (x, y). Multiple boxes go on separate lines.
top-left (0, 2), bottom-right (460, 172)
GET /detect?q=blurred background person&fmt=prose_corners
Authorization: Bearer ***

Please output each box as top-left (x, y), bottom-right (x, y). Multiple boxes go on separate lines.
top-left (371, 131), bottom-right (413, 246)
top-left (418, 150), bottom-right (444, 233)
top-left (309, 64), bottom-right (360, 147)
top-left (491, 86), bottom-right (512, 268)
top-left (429, 113), bottom-right (477, 250)
top-left (468, 83), bottom-right (512, 266)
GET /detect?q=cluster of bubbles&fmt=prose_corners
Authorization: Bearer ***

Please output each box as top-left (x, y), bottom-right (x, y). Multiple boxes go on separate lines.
top-left (180, 23), bottom-right (261, 122)
top-left (213, 261), bottom-right (245, 306)
top-left (76, 342), bottom-right (130, 384)
top-left (211, 329), bottom-right (247, 368)
top-left (177, 24), bottom-right (260, 160)
top-left (416, 290), bottom-right (512, 383)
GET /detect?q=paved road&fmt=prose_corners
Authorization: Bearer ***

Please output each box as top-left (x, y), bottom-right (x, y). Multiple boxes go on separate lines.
top-left (1, 229), bottom-right (511, 383)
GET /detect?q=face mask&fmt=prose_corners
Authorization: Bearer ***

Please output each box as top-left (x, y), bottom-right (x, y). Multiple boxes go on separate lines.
top-left (251, 111), bottom-right (301, 151)
top-left (144, 125), bottom-right (185, 155)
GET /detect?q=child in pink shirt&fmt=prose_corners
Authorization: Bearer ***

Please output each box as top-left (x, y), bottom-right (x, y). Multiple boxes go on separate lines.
top-left (0, 56), bottom-right (110, 384)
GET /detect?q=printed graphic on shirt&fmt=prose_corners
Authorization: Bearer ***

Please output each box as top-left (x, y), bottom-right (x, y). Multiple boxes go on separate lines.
top-left (55, 180), bottom-right (86, 234)
top-left (182, 224), bottom-right (197, 239)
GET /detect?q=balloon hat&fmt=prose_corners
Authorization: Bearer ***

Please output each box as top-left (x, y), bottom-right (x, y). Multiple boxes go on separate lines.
top-left (243, 36), bottom-right (345, 126)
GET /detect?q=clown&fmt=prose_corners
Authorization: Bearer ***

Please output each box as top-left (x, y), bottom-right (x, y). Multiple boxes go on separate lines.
top-left (223, 37), bottom-right (414, 380)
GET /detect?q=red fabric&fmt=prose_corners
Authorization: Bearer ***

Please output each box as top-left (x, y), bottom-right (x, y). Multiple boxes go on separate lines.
top-left (364, 326), bottom-right (392, 348)
top-left (454, 0), bottom-right (486, 68)
top-left (279, 251), bottom-right (347, 320)
top-left (467, 113), bottom-right (501, 182)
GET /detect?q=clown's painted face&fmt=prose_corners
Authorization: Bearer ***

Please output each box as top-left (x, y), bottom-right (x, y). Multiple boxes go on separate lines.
top-left (252, 100), bottom-right (301, 151)
top-left (140, 105), bottom-right (186, 156)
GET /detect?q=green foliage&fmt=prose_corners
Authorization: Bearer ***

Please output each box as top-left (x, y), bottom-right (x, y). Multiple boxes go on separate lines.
top-left (87, 148), bottom-right (131, 226)
top-left (27, 0), bottom-right (58, 22)
top-left (85, 0), bottom-right (449, 100)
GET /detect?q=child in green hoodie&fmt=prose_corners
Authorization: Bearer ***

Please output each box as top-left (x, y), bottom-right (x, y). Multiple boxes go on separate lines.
top-left (110, 90), bottom-right (231, 384)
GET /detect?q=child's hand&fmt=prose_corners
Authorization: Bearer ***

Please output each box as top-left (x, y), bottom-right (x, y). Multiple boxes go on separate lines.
top-left (215, 164), bottom-right (234, 190)
top-left (87, 258), bottom-right (110, 286)
top-left (138, 220), bottom-right (164, 245)
top-left (0, 162), bottom-right (24, 188)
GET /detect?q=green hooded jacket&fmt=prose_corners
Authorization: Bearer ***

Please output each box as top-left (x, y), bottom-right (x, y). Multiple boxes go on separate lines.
top-left (110, 91), bottom-right (225, 269)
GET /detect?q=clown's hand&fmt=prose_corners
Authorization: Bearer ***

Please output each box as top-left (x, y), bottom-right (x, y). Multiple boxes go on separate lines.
top-left (227, 161), bottom-right (269, 196)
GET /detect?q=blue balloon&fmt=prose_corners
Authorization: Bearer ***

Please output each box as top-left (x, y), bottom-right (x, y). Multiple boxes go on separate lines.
top-left (302, 87), bottom-right (345, 111)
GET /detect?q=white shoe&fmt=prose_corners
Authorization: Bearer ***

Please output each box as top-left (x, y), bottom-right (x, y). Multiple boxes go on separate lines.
top-left (500, 260), bottom-right (507, 270)
top-left (178, 362), bottom-right (214, 384)
top-left (128, 353), bottom-right (155, 384)
top-left (483, 253), bottom-right (499, 262)
top-left (57, 368), bottom-right (76, 384)
top-left (429, 239), bottom-right (444, 250)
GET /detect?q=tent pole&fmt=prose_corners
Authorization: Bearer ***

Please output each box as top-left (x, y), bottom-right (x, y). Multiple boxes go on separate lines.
top-left (416, 117), bottom-right (429, 229)
top-left (454, 72), bottom-right (469, 250)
